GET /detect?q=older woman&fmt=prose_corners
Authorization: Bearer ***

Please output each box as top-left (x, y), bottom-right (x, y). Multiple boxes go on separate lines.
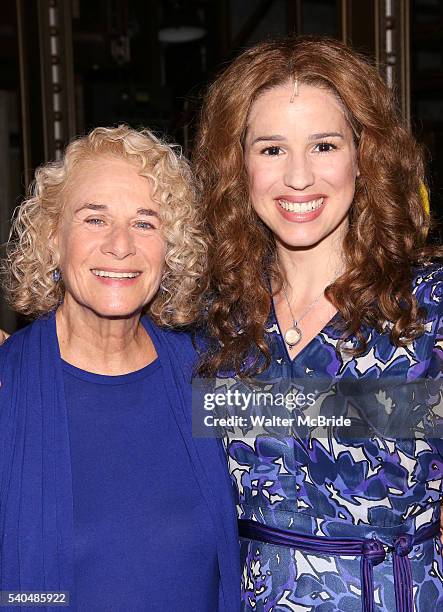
top-left (193, 37), bottom-right (443, 611)
top-left (0, 126), bottom-right (240, 611)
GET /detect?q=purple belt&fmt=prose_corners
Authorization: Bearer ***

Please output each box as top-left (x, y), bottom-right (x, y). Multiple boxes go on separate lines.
top-left (238, 518), bottom-right (440, 612)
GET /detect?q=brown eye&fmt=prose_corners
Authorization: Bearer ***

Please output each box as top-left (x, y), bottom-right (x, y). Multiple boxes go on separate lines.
top-left (263, 146), bottom-right (282, 156)
top-left (314, 142), bottom-right (337, 153)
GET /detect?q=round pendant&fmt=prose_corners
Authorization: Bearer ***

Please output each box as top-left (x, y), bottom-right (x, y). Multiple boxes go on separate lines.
top-left (284, 325), bottom-right (302, 347)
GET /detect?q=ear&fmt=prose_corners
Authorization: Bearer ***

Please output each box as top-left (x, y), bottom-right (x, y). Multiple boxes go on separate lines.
top-left (50, 232), bottom-right (59, 251)
top-left (49, 228), bottom-right (61, 268)
top-left (50, 219), bottom-right (62, 248)
top-left (354, 155), bottom-right (360, 179)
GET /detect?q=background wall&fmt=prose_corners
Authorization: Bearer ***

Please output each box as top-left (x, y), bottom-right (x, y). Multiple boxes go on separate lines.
top-left (1, 0), bottom-right (442, 331)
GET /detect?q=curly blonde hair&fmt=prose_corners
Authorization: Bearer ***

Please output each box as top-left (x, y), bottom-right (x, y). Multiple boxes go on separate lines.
top-left (193, 36), bottom-right (442, 376)
top-left (4, 124), bottom-right (206, 326)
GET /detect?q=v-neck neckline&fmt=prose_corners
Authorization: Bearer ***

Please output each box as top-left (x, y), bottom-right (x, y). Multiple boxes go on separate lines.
top-left (269, 296), bottom-right (341, 364)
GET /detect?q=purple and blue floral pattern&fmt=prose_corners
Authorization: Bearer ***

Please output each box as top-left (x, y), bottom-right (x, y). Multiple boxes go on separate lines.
top-left (224, 265), bottom-right (443, 611)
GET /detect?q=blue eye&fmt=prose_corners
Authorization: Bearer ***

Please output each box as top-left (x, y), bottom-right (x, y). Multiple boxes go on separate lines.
top-left (262, 146), bottom-right (283, 156)
top-left (314, 142), bottom-right (337, 153)
top-left (85, 218), bottom-right (104, 225)
top-left (135, 221), bottom-right (155, 230)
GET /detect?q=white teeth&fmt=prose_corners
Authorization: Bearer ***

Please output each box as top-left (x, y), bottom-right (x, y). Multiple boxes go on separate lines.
top-left (92, 269), bottom-right (140, 279)
top-left (278, 197), bottom-right (324, 213)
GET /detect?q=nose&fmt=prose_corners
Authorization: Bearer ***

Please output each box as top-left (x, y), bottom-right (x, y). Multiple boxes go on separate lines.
top-left (101, 224), bottom-right (136, 259)
top-left (284, 152), bottom-right (314, 190)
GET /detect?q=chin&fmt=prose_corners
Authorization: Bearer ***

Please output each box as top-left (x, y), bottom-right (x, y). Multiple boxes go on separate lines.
top-left (88, 304), bottom-right (144, 320)
top-left (277, 232), bottom-right (325, 249)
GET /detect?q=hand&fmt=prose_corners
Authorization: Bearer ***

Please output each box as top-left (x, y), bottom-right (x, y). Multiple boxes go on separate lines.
top-left (0, 329), bottom-right (10, 345)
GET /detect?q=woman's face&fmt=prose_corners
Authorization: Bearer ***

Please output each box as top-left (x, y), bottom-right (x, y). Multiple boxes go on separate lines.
top-left (55, 157), bottom-right (166, 319)
top-left (244, 82), bottom-right (359, 251)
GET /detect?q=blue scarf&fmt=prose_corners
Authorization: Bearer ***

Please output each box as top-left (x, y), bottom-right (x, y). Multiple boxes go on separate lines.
top-left (0, 312), bottom-right (240, 611)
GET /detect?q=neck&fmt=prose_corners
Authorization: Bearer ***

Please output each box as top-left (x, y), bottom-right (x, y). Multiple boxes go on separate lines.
top-left (276, 232), bottom-right (346, 297)
top-left (56, 297), bottom-right (155, 375)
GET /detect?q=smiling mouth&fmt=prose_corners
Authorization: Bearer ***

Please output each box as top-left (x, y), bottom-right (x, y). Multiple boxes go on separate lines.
top-left (278, 197), bottom-right (324, 213)
top-left (91, 269), bottom-right (141, 279)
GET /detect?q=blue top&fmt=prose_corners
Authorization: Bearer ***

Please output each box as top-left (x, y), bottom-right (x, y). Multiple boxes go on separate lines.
top-left (223, 264), bottom-right (443, 611)
top-left (0, 312), bottom-right (240, 612)
top-left (63, 357), bottom-right (218, 611)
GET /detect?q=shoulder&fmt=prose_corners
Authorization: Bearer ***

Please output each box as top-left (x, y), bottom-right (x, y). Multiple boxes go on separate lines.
top-left (412, 262), bottom-right (443, 314)
top-left (0, 317), bottom-right (47, 381)
top-left (0, 319), bottom-right (38, 357)
top-left (145, 318), bottom-right (195, 350)
top-left (142, 316), bottom-right (198, 370)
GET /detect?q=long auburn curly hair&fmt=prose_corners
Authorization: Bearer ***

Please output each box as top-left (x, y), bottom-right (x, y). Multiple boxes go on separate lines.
top-left (193, 36), bottom-right (441, 377)
top-left (4, 125), bottom-right (206, 326)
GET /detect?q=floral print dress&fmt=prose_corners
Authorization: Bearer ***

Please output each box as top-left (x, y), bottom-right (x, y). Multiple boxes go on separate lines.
top-left (222, 265), bottom-right (443, 611)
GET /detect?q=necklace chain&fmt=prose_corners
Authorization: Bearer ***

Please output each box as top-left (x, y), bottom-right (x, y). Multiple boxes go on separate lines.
top-left (282, 285), bottom-right (325, 327)
top-left (281, 283), bottom-right (329, 349)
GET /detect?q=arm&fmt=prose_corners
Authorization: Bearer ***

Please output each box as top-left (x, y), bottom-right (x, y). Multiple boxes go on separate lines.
top-left (415, 266), bottom-right (443, 543)
top-left (0, 329), bottom-right (10, 345)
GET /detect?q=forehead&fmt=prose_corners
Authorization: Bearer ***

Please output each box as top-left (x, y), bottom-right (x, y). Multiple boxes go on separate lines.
top-left (64, 156), bottom-right (154, 206)
top-left (246, 82), bottom-right (351, 135)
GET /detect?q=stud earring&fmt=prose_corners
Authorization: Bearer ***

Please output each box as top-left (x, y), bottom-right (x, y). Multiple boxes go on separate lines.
top-left (52, 269), bottom-right (61, 282)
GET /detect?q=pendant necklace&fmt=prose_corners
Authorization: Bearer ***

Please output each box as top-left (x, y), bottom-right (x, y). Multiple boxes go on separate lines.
top-left (281, 284), bottom-right (326, 349)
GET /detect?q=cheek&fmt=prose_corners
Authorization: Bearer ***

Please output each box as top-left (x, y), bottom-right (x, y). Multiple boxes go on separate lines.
top-left (140, 239), bottom-right (166, 275)
top-left (247, 165), bottom-right (274, 202)
top-left (57, 224), bottom-right (96, 267)
top-left (324, 159), bottom-right (357, 193)
top-left (58, 237), bottom-right (82, 267)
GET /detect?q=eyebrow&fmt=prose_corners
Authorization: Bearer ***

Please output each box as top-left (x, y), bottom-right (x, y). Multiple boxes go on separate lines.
top-left (308, 132), bottom-right (344, 141)
top-left (250, 131), bottom-right (344, 146)
top-left (137, 208), bottom-right (159, 217)
top-left (250, 135), bottom-right (287, 145)
top-left (75, 203), bottom-right (159, 217)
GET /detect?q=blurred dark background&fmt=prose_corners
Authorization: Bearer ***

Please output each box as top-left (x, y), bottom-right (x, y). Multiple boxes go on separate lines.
top-left (1, 0), bottom-right (442, 331)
